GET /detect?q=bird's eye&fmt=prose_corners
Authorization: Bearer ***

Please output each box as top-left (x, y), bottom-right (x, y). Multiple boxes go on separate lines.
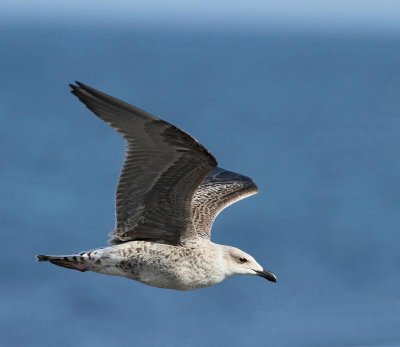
top-left (239, 257), bottom-right (247, 264)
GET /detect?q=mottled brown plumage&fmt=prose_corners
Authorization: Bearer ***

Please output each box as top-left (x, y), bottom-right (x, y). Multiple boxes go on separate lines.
top-left (36, 82), bottom-right (276, 290)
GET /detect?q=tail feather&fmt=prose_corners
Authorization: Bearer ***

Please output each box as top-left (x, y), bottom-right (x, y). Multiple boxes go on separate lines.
top-left (36, 254), bottom-right (89, 272)
top-left (36, 255), bottom-right (50, 262)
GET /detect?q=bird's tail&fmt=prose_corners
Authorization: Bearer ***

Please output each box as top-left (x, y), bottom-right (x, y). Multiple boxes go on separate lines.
top-left (36, 254), bottom-right (90, 272)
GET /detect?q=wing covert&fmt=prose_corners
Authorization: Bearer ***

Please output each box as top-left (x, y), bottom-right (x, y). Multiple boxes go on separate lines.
top-left (191, 167), bottom-right (258, 239)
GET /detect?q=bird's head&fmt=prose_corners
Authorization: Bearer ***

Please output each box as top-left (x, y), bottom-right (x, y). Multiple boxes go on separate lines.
top-left (222, 246), bottom-right (277, 283)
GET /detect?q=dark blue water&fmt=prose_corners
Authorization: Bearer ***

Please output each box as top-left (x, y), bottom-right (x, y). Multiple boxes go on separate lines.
top-left (1, 24), bottom-right (400, 346)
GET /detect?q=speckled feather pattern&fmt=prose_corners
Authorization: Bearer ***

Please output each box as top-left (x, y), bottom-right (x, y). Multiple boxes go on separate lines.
top-left (100, 241), bottom-right (227, 290)
top-left (36, 83), bottom-right (276, 291)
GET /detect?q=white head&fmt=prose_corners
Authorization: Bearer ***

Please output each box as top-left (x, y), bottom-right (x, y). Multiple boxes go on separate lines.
top-left (222, 246), bottom-right (277, 283)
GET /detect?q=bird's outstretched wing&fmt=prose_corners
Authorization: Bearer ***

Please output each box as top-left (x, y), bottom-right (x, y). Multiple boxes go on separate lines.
top-left (191, 167), bottom-right (258, 239)
top-left (70, 82), bottom-right (217, 245)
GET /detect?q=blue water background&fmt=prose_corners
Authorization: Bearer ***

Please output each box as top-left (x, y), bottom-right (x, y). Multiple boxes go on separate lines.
top-left (1, 24), bottom-right (400, 346)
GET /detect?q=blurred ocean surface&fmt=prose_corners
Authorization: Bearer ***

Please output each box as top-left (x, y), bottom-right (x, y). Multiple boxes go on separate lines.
top-left (1, 24), bottom-right (400, 346)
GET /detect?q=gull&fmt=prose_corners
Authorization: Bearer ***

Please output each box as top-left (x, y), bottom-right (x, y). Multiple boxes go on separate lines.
top-left (36, 82), bottom-right (277, 290)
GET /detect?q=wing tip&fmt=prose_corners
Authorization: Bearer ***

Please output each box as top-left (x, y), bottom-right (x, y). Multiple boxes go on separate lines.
top-left (69, 81), bottom-right (81, 96)
top-left (69, 81), bottom-right (87, 93)
top-left (69, 81), bottom-right (98, 105)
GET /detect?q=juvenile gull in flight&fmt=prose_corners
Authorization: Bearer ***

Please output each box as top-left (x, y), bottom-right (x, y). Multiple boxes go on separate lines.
top-left (37, 82), bottom-right (277, 290)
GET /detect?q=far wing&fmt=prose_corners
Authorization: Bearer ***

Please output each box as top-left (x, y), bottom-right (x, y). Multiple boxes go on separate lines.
top-left (191, 167), bottom-right (258, 239)
top-left (70, 82), bottom-right (217, 245)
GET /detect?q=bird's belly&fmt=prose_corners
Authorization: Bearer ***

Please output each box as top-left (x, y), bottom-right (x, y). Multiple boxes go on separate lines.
top-left (137, 267), bottom-right (223, 290)
top-left (115, 257), bottom-right (225, 291)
